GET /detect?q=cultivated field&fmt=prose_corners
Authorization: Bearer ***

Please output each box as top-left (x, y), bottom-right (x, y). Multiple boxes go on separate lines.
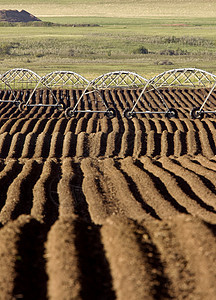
top-left (0, 87), bottom-right (216, 299)
top-left (1, 1), bottom-right (216, 299)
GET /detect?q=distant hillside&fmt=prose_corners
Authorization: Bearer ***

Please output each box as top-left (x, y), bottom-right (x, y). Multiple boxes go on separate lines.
top-left (0, 10), bottom-right (41, 22)
top-left (1, 1), bottom-right (216, 18)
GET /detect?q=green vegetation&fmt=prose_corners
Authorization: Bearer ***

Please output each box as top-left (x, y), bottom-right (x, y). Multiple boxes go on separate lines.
top-left (0, 14), bottom-right (216, 79)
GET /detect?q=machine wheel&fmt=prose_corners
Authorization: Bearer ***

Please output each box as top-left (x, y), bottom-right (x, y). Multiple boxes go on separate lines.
top-left (165, 108), bottom-right (178, 119)
top-left (65, 107), bottom-right (77, 118)
top-left (18, 102), bottom-right (27, 112)
top-left (57, 102), bottom-right (66, 111)
top-left (105, 108), bottom-right (116, 119)
top-left (190, 107), bottom-right (204, 120)
top-left (123, 108), bottom-right (134, 119)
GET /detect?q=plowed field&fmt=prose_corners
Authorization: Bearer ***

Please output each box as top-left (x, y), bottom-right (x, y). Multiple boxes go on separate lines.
top-left (0, 87), bottom-right (216, 300)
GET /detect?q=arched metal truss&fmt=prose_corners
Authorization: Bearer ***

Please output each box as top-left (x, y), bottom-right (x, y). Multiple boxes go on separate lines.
top-left (0, 68), bottom-right (41, 105)
top-left (65, 71), bottom-right (148, 118)
top-left (23, 71), bottom-right (90, 111)
top-left (91, 71), bottom-right (148, 88)
top-left (152, 68), bottom-right (216, 120)
top-left (149, 68), bottom-right (216, 88)
top-left (41, 71), bottom-right (90, 89)
top-left (1, 68), bottom-right (41, 87)
top-left (125, 68), bottom-right (216, 119)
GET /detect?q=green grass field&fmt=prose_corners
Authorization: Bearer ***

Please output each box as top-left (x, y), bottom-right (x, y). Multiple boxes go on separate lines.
top-left (0, 1), bottom-right (216, 79)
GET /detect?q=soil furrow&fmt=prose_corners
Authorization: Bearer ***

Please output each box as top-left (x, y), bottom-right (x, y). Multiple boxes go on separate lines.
top-left (0, 132), bottom-right (13, 158)
top-left (21, 132), bottom-right (37, 158)
top-left (33, 133), bottom-right (52, 159)
top-left (45, 217), bottom-right (82, 300)
top-left (7, 132), bottom-right (25, 159)
top-left (119, 121), bottom-right (135, 157)
top-left (46, 216), bottom-right (115, 300)
top-left (196, 155), bottom-right (216, 171)
top-left (158, 157), bottom-right (216, 223)
top-left (103, 158), bottom-right (156, 221)
top-left (195, 120), bottom-right (215, 157)
top-left (178, 156), bottom-right (216, 199)
top-left (143, 215), bottom-right (216, 300)
top-left (173, 130), bottom-right (187, 156)
top-left (0, 160), bottom-right (23, 213)
top-left (164, 157), bottom-right (216, 210)
top-left (0, 160), bottom-right (42, 224)
top-left (141, 156), bottom-right (210, 216)
top-left (162, 215), bottom-right (216, 299)
top-left (58, 158), bottom-right (90, 220)
top-left (31, 159), bottom-right (60, 226)
top-left (120, 157), bottom-right (180, 218)
top-left (81, 158), bottom-right (121, 224)
top-left (0, 215), bottom-right (47, 300)
top-left (19, 118), bottom-right (38, 135)
top-left (62, 132), bottom-right (77, 158)
top-left (48, 132), bottom-right (64, 158)
top-left (0, 118), bottom-right (17, 134)
top-left (101, 216), bottom-right (170, 300)
top-left (133, 157), bottom-right (188, 215)
top-left (146, 130), bottom-right (160, 157)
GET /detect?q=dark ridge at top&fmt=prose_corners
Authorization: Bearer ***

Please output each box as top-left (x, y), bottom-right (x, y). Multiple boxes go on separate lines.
top-left (0, 9), bottom-right (41, 22)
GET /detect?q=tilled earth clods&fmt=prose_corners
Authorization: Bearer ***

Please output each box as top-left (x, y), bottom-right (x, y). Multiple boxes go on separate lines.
top-left (0, 88), bottom-right (216, 300)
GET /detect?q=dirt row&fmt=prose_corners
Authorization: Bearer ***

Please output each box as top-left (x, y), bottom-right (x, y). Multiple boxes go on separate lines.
top-left (0, 87), bottom-right (216, 119)
top-left (0, 123), bottom-right (215, 159)
top-left (1, 116), bottom-right (216, 136)
top-left (0, 213), bottom-right (215, 300)
top-left (0, 87), bottom-right (216, 299)
top-left (0, 156), bottom-right (216, 225)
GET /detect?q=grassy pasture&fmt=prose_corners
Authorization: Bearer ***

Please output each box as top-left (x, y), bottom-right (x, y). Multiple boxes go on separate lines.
top-left (0, 1), bottom-right (216, 79)
top-left (1, 17), bottom-right (216, 79)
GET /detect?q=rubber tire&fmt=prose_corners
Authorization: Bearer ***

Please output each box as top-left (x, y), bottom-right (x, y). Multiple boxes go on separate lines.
top-left (105, 108), bottom-right (116, 119)
top-left (165, 108), bottom-right (178, 119)
top-left (123, 108), bottom-right (134, 119)
top-left (57, 102), bottom-right (65, 111)
top-left (65, 107), bottom-right (77, 118)
top-left (18, 102), bottom-right (27, 112)
top-left (190, 107), bottom-right (204, 120)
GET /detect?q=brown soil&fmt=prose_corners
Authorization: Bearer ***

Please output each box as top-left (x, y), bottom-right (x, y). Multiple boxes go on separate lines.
top-left (0, 10), bottom-right (41, 22)
top-left (0, 87), bottom-right (215, 299)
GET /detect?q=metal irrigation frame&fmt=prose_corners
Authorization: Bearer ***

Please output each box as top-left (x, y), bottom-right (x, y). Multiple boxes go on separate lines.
top-left (0, 68), bottom-right (42, 106)
top-left (20, 71), bottom-right (90, 111)
top-left (64, 70), bottom-right (149, 118)
top-left (126, 68), bottom-right (216, 119)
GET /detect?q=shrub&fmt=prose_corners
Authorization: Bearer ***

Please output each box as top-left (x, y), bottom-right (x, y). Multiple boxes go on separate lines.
top-left (155, 60), bottom-right (174, 65)
top-left (0, 42), bottom-right (19, 55)
top-left (0, 43), bottom-right (12, 55)
top-left (133, 46), bottom-right (148, 54)
top-left (160, 48), bottom-right (188, 55)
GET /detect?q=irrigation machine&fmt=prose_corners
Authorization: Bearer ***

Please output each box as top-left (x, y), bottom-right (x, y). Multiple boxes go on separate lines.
top-left (0, 68), bottom-right (42, 108)
top-left (64, 71), bottom-right (148, 119)
top-left (18, 71), bottom-right (90, 112)
top-left (123, 68), bottom-right (216, 120)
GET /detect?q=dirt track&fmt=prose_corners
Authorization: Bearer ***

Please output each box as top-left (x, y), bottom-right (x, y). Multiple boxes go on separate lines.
top-left (0, 87), bottom-right (216, 299)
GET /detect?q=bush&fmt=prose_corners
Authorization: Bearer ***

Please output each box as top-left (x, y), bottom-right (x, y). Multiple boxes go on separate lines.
top-left (0, 42), bottom-right (19, 55)
top-left (155, 60), bottom-right (174, 65)
top-left (133, 46), bottom-right (148, 54)
top-left (159, 48), bottom-right (188, 56)
top-left (35, 53), bottom-right (44, 58)
top-left (0, 43), bottom-right (12, 55)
